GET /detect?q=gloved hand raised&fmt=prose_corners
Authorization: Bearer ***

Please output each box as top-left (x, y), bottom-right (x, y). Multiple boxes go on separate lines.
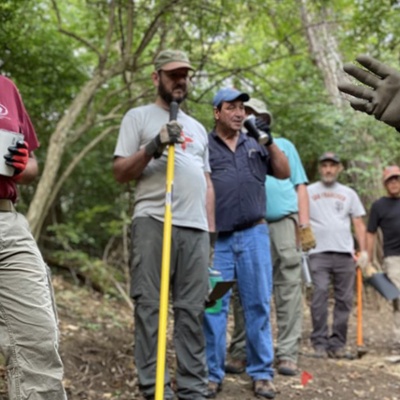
top-left (255, 117), bottom-right (273, 146)
top-left (4, 140), bottom-right (29, 176)
top-left (145, 120), bottom-right (184, 158)
top-left (338, 55), bottom-right (400, 129)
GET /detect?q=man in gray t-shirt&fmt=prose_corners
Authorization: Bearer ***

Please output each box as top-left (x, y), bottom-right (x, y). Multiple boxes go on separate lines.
top-left (307, 152), bottom-right (367, 359)
top-left (113, 49), bottom-right (215, 400)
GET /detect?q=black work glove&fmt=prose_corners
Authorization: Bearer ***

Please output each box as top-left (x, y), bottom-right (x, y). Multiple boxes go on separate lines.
top-left (338, 55), bottom-right (400, 129)
top-left (4, 140), bottom-right (29, 176)
top-left (145, 120), bottom-right (184, 158)
top-left (254, 117), bottom-right (273, 146)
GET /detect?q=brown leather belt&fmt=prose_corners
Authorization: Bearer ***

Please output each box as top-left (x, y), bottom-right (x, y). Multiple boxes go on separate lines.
top-left (0, 199), bottom-right (15, 212)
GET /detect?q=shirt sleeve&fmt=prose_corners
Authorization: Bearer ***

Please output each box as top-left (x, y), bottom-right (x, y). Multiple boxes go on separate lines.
top-left (367, 201), bottom-right (379, 233)
top-left (350, 189), bottom-right (366, 218)
top-left (114, 110), bottom-right (142, 157)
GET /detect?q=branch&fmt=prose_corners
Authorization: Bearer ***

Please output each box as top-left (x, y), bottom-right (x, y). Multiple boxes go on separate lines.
top-left (51, 0), bottom-right (101, 58)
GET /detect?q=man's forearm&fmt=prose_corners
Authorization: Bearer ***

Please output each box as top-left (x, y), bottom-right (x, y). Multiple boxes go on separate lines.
top-left (296, 183), bottom-right (310, 226)
top-left (268, 143), bottom-right (290, 179)
top-left (205, 172), bottom-right (216, 232)
top-left (113, 148), bottom-right (153, 183)
top-left (366, 232), bottom-right (376, 261)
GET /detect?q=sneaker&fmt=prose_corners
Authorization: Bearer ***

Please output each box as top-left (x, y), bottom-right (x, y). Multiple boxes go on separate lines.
top-left (205, 381), bottom-right (222, 399)
top-left (312, 346), bottom-right (327, 359)
top-left (225, 358), bottom-right (246, 374)
top-left (277, 359), bottom-right (298, 376)
top-left (253, 380), bottom-right (276, 399)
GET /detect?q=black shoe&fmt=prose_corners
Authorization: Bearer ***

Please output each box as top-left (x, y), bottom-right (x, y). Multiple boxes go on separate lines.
top-left (205, 381), bottom-right (222, 398)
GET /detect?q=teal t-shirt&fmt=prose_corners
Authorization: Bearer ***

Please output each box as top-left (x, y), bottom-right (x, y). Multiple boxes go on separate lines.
top-left (266, 137), bottom-right (308, 221)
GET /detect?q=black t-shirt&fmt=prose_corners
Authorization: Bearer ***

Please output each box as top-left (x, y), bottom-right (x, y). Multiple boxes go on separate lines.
top-left (367, 197), bottom-right (400, 257)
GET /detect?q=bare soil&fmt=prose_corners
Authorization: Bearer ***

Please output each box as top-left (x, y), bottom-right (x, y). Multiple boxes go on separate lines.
top-left (1, 275), bottom-right (400, 400)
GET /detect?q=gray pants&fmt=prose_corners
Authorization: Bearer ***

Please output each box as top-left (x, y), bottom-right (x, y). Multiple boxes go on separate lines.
top-left (309, 252), bottom-right (355, 350)
top-left (0, 211), bottom-right (67, 400)
top-left (228, 215), bottom-right (302, 363)
top-left (131, 217), bottom-right (208, 400)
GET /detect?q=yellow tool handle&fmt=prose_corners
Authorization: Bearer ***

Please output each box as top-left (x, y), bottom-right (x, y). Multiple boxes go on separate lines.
top-left (155, 101), bottom-right (179, 400)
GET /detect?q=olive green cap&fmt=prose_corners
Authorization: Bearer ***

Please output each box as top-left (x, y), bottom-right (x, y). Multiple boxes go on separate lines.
top-left (154, 49), bottom-right (194, 71)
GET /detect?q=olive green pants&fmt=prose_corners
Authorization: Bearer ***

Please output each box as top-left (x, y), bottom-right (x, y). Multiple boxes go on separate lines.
top-left (131, 217), bottom-right (209, 400)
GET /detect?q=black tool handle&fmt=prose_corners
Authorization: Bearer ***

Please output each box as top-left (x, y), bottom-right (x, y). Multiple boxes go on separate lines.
top-left (169, 101), bottom-right (179, 121)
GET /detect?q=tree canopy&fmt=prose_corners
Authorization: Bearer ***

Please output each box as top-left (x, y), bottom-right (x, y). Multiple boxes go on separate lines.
top-left (1, 0), bottom-right (399, 293)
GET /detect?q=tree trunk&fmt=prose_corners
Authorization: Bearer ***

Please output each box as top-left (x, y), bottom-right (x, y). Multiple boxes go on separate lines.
top-left (27, 68), bottom-right (124, 238)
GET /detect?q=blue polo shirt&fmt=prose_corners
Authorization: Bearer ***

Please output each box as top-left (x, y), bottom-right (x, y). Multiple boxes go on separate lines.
top-left (209, 130), bottom-right (272, 233)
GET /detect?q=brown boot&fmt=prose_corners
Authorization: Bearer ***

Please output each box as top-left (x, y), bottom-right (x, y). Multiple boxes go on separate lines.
top-left (224, 358), bottom-right (246, 374)
top-left (253, 380), bottom-right (276, 399)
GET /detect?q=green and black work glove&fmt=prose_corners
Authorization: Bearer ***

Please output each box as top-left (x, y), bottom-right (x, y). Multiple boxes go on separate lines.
top-left (254, 117), bottom-right (273, 146)
top-left (145, 120), bottom-right (184, 158)
top-left (4, 140), bottom-right (29, 177)
top-left (338, 55), bottom-right (400, 130)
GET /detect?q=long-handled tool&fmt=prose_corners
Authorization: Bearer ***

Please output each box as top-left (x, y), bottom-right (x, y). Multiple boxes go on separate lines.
top-left (155, 101), bottom-right (179, 400)
top-left (356, 267), bottom-right (368, 358)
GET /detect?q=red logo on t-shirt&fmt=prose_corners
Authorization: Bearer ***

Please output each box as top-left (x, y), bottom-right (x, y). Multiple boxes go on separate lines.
top-left (180, 132), bottom-right (193, 150)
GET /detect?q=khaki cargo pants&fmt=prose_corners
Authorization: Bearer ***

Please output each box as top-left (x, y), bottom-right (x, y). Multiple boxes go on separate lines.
top-left (0, 210), bottom-right (67, 399)
top-left (383, 256), bottom-right (400, 344)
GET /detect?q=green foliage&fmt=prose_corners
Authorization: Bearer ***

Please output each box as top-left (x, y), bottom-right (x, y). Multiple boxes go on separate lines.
top-left (2, 0), bottom-right (400, 284)
top-left (49, 249), bottom-right (125, 297)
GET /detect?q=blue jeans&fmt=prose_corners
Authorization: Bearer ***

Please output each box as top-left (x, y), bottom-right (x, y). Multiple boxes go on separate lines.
top-left (204, 223), bottom-right (274, 383)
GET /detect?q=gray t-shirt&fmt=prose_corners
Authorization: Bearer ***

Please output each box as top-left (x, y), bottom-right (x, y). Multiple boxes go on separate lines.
top-left (114, 103), bottom-right (210, 231)
top-left (308, 181), bottom-right (365, 254)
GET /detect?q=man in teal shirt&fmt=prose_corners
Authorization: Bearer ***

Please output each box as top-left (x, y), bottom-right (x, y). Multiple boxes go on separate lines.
top-left (226, 98), bottom-right (315, 376)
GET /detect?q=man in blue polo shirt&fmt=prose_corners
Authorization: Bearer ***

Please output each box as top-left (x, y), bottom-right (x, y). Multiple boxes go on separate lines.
top-left (226, 98), bottom-right (315, 378)
top-left (204, 88), bottom-right (289, 399)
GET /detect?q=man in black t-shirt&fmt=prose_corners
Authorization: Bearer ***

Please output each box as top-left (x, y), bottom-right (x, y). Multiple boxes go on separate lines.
top-left (367, 165), bottom-right (400, 346)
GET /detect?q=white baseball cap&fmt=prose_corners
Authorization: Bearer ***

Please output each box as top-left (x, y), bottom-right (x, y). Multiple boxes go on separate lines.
top-left (244, 98), bottom-right (273, 125)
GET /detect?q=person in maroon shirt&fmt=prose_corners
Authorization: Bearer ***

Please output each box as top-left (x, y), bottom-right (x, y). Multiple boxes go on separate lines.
top-left (0, 75), bottom-right (67, 399)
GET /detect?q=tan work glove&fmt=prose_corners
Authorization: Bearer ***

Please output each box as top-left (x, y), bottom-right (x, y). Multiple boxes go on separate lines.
top-left (356, 250), bottom-right (369, 270)
top-left (299, 225), bottom-right (316, 252)
top-left (364, 263), bottom-right (377, 278)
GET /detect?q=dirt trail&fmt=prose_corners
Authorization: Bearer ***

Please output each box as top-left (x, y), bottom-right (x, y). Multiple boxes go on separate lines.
top-left (1, 276), bottom-right (399, 399)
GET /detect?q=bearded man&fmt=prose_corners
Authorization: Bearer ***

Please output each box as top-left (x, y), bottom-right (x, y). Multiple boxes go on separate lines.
top-left (113, 49), bottom-right (215, 400)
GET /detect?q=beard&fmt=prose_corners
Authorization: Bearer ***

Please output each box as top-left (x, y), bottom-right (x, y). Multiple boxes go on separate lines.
top-left (158, 77), bottom-right (187, 104)
top-left (321, 175), bottom-right (337, 185)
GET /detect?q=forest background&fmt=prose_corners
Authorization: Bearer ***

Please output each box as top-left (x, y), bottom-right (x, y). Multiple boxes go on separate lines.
top-left (1, 0), bottom-right (400, 299)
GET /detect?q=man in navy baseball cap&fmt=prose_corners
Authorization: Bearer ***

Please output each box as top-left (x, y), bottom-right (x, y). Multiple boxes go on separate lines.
top-left (212, 87), bottom-right (249, 108)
